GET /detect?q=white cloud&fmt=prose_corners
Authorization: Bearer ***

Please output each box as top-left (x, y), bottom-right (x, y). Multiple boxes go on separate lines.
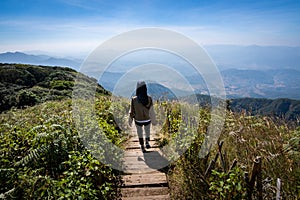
top-left (1, 14), bottom-right (300, 58)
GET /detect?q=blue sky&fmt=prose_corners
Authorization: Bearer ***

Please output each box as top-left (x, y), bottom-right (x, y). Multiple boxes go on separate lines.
top-left (0, 0), bottom-right (300, 57)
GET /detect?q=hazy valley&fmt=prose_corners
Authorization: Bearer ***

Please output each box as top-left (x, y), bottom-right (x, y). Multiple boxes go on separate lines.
top-left (1, 45), bottom-right (299, 100)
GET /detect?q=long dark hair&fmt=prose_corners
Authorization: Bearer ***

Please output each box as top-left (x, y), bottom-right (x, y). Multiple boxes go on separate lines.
top-left (136, 81), bottom-right (150, 108)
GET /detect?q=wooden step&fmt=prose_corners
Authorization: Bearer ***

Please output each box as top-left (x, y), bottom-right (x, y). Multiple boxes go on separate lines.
top-left (120, 127), bottom-right (170, 199)
top-left (125, 142), bottom-right (160, 149)
top-left (123, 148), bottom-right (162, 155)
top-left (127, 138), bottom-right (158, 142)
top-left (122, 151), bottom-right (170, 173)
top-left (125, 141), bottom-right (159, 147)
top-left (121, 187), bottom-right (169, 197)
top-left (122, 172), bottom-right (167, 187)
top-left (122, 194), bottom-right (170, 200)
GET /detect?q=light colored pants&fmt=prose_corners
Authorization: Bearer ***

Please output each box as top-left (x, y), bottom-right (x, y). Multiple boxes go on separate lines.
top-left (135, 123), bottom-right (151, 139)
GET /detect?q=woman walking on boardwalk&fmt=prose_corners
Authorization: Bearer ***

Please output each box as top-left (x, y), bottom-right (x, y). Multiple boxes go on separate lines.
top-left (129, 81), bottom-right (156, 153)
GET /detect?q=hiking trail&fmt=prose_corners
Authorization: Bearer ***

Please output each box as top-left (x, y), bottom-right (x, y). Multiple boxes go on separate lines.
top-left (120, 125), bottom-right (170, 200)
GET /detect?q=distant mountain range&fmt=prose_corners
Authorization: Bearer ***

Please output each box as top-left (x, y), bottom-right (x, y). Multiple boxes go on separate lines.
top-left (99, 68), bottom-right (300, 100)
top-left (2, 45), bottom-right (300, 71)
top-left (0, 52), bottom-right (81, 70)
top-left (204, 45), bottom-right (300, 70)
top-left (229, 97), bottom-right (300, 121)
top-left (1, 45), bottom-right (300, 100)
top-left (187, 68), bottom-right (300, 100)
top-left (144, 82), bottom-right (177, 100)
top-left (182, 94), bottom-right (300, 121)
top-left (1, 63), bottom-right (299, 121)
top-left (221, 69), bottom-right (300, 99)
top-left (0, 63), bottom-right (108, 112)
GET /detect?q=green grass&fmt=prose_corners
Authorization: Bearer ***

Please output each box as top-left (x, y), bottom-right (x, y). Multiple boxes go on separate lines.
top-left (0, 63), bottom-right (109, 112)
top-left (0, 98), bottom-right (125, 199)
top-left (0, 77), bottom-right (299, 199)
top-left (155, 101), bottom-right (299, 200)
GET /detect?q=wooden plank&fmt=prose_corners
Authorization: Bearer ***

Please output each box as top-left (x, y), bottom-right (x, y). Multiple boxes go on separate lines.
top-left (123, 162), bottom-right (169, 173)
top-left (123, 166), bottom-right (162, 174)
top-left (126, 138), bottom-right (158, 142)
top-left (123, 148), bottom-right (162, 155)
top-left (123, 157), bottom-right (167, 163)
top-left (122, 194), bottom-right (170, 200)
top-left (123, 161), bottom-right (168, 168)
top-left (121, 187), bottom-right (169, 197)
top-left (125, 142), bottom-right (160, 149)
top-left (123, 168), bottom-right (158, 174)
top-left (126, 145), bottom-right (160, 150)
top-left (276, 178), bottom-right (281, 200)
top-left (123, 163), bottom-right (168, 171)
top-left (123, 173), bottom-right (167, 186)
top-left (120, 127), bottom-right (170, 199)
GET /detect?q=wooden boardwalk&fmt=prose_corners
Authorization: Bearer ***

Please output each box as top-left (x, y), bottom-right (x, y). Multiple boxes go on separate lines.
top-left (120, 126), bottom-right (170, 200)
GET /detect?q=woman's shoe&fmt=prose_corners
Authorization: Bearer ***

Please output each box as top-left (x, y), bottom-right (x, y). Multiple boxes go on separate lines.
top-left (141, 145), bottom-right (146, 153)
top-left (145, 137), bottom-right (151, 149)
top-left (139, 138), bottom-right (146, 152)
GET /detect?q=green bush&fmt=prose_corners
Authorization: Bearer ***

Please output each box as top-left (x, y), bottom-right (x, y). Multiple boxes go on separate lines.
top-left (209, 167), bottom-right (246, 200)
top-left (159, 101), bottom-right (299, 199)
top-left (0, 99), bottom-right (124, 199)
top-left (0, 63), bottom-right (109, 112)
top-left (50, 80), bottom-right (74, 90)
top-left (17, 90), bottom-right (40, 107)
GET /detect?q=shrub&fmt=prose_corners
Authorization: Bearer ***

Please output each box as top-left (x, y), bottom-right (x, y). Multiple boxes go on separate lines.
top-left (159, 102), bottom-right (299, 199)
top-left (17, 90), bottom-right (40, 107)
top-left (0, 99), bottom-right (124, 199)
top-left (50, 80), bottom-right (74, 90)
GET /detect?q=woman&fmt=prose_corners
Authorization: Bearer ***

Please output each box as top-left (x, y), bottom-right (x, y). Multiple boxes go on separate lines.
top-left (129, 81), bottom-right (156, 152)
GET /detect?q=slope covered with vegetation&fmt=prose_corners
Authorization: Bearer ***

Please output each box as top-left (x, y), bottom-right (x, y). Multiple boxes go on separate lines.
top-left (154, 102), bottom-right (299, 199)
top-left (229, 97), bottom-right (300, 121)
top-left (0, 63), bottom-right (109, 112)
top-left (183, 94), bottom-right (300, 121)
top-left (1, 63), bottom-right (299, 199)
top-left (0, 97), bottom-right (126, 199)
top-left (0, 64), bottom-right (124, 199)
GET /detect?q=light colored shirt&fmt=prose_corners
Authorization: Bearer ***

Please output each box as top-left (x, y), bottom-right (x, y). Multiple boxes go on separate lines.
top-left (129, 96), bottom-right (156, 124)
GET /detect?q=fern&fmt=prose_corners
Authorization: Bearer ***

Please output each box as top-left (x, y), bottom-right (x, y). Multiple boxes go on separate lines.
top-left (16, 125), bottom-right (70, 168)
top-left (14, 145), bottom-right (50, 167)
top-left (28, 125), bottom-right (47, 133)
top-left (283, 129), bottom-right (300, 157)
top-left (0, 188), bottom-right (15, 199)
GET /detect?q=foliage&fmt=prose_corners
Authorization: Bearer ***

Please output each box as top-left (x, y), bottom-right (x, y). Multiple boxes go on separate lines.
top-left (1, 63), bottom-right (299, 199)
top-left (0, 63), bottom-right (109, 112)
top-left (158, 101), bottom-right (299, 200)
top-left (229, 97), bottom-right (300, 121)
top-left (183, 94), bottom-right (300, 121)
top-left (16, 90), bottom-right (40, 107)
top-left (0, 99), bottom-right (124, 199)
top-left (50, 80), bottom-right (74, 90)
top-left (209, 167), bottom-right (246, 200)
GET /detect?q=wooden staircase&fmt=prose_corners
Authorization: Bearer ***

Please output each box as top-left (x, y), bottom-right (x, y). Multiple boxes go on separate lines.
top-left (120, 127), bottom-right (170, 200)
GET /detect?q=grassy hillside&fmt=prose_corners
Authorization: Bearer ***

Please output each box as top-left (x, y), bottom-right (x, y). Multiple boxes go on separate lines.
top-left (0, 63), bottom-right (124, 199)
top-left (0, 97), bottom-right (126, 199)
top-left (154, 102), bottom-right (299, 199)
top-left (0, 63), bottom-right (109, 112)
top-left (183, 94), bottom-right (300, 122)
top-left (1, 63), bottom-right (299, 199)
top-left (229, 97), bottom-right (300, 121)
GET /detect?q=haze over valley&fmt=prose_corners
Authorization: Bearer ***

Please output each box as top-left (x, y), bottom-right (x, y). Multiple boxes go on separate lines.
top-left (2, 44), bottom-right (299, 99)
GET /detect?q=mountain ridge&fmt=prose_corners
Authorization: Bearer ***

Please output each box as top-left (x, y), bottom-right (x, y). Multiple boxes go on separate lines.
top-left (1, 47), bottom-right (300, 100)
top-left (0, 51), bottom-right (81, 70)
top-left (1, 63), bottom-right (299, 121)
top-left (0, 63), bottom-right (108, 112)
top-left (181, 94), bottom-right (300, 121)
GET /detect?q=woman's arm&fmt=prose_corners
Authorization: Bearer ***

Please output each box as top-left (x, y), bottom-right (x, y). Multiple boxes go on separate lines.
top-left (128, 98), bottom-right (135, 126)
top-left (149, 104), bottom-right (157, 125)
